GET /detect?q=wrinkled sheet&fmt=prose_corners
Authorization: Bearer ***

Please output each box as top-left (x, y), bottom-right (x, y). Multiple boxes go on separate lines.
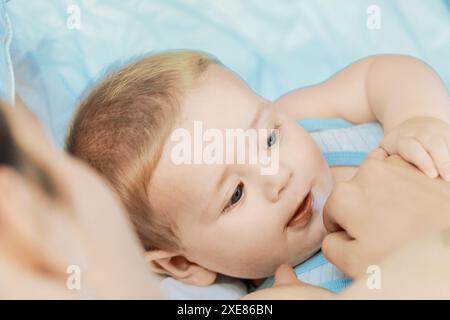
top-left (5, 0), bottom-right (450, 146)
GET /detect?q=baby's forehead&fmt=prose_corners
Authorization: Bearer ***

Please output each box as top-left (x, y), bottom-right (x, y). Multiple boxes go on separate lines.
top-left (155, 149), bottom-right (223, 193)
top-left (177, 66), bottom-right (264, 130)
top-left (149, 152), bottom-right (224, 217)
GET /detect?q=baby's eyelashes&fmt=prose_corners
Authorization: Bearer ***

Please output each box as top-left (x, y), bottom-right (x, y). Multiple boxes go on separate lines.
top-left (223, 182), bottom-right (244, 212)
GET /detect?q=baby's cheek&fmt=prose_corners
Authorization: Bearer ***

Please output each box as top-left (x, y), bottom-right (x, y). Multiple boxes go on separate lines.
top-left (286, 121), bottom-right (321, 163)
top-left (214, 228), bottom-right (285, 278)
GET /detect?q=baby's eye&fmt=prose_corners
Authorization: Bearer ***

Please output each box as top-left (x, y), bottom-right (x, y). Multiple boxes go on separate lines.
top-left (267, 130), bottom-right (277, 148)
top-left (224, 182), bottom-right (244, 212)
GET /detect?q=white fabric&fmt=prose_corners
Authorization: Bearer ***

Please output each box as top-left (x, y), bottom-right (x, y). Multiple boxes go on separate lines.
top-left (160, 275), bottom-right (248, 300)
top-left (311, 122), bottom-right (384, 152)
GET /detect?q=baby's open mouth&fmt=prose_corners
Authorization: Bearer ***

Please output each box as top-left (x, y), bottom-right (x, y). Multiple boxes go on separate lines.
top-left (286, 191), bottom-right (314, 229)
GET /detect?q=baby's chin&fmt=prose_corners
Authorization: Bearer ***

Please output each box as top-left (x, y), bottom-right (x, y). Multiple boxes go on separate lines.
top-left (290, 235), bottom-right (325, 268)
top-left (243, 238), bottom-right (325, 283)
top-left (254, 224), bottom-right (327, 280)
top-left (220, 209), bottom-right (328, 281)
top-left (287, 212), bottom-right (328, 267)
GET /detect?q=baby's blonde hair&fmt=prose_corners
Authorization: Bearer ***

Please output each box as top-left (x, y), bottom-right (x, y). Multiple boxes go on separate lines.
top-left (66, 50), bottom-right (219, 251)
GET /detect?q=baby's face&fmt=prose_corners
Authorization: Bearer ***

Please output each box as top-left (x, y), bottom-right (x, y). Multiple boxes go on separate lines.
top-left (149, 65), bottom-right (332, 279)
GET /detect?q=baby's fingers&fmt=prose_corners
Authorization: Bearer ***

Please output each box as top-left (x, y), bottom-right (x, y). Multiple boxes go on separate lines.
top-left (396, 137), bottom-right (438, 178)
top-left (423, 136), bottom-right (450, 181)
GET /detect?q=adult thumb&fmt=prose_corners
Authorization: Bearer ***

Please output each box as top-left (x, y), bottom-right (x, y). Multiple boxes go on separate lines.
top-left (273, 264), bottom-right (302, 286)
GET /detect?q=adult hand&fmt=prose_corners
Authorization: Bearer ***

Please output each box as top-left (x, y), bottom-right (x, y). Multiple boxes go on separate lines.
top-left (244, 227), bottom-right (450, 299)
top-left (241, 265), bottom-right (336, 300)
top-left (322, 155), bottom-right (450, 278)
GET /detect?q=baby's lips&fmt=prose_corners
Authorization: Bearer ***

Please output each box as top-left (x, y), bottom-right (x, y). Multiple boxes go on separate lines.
top-left (286, 191), bottom-right (314, 229)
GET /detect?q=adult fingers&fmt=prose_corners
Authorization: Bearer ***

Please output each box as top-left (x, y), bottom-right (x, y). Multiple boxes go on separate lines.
top-left (322, 231), bottom-right (360, 277)
top-left (273, 264), bottom-right (302, 287)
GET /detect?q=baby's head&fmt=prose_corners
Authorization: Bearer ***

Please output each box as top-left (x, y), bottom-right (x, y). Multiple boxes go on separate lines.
top-left (66, 51), bottom-right (332, 285)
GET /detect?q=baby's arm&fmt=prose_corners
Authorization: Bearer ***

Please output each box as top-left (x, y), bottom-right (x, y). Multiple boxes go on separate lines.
top-left (276, 55), bottom-right (450, 179)
top-left (276, 55), bottom-right (450, 131)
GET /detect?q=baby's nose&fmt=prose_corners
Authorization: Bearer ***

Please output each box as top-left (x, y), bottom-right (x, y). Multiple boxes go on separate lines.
top-left (267, 168), bottom-right (293, 202)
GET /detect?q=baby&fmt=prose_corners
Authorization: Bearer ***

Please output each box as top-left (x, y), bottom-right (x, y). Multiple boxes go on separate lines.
top-left (66, 51), bottom-right (450, 291)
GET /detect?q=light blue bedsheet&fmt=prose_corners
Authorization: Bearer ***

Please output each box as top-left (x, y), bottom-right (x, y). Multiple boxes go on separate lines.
top-left (0, 0), bottom-right (13, 105)
top-left (3, 0), bottom-right (449, 146)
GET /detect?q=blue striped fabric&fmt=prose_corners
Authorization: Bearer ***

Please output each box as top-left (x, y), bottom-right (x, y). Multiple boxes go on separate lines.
top-left (297, 118), bottom-right (354, 132)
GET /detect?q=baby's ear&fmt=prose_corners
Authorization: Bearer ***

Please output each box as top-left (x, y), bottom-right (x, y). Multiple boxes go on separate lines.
top-left (145, 250), bottom-right (217, 286)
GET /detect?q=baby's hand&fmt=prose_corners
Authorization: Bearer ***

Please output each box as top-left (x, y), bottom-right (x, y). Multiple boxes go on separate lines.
top-left (370, 116), bottom-right (450, 181)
